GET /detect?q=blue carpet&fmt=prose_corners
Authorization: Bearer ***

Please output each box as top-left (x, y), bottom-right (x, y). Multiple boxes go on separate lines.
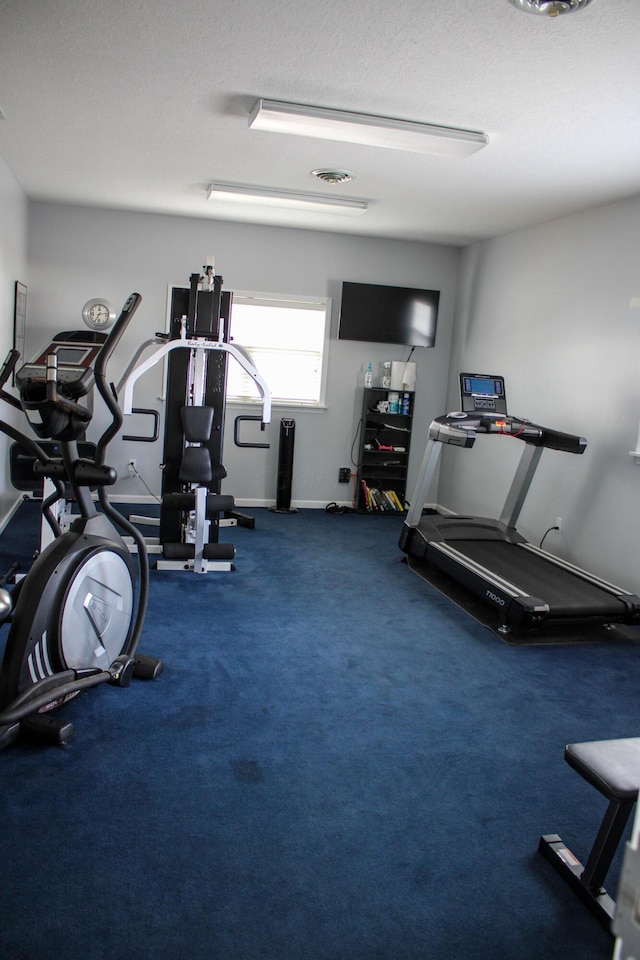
top-left (0, 502), bottom-right (637, 959)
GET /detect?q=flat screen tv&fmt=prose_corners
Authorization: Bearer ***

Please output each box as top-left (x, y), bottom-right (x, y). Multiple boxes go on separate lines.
top-left (338, 281), bottom-right (439, 348)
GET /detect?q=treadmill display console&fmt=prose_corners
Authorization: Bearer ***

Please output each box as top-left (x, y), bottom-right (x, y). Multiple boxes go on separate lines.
top-left (459, 373), bottom-right (507, 416)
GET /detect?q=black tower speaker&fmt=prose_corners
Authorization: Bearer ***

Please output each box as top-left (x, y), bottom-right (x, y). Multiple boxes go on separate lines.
top-left (270, 418), bottom-right (297, 513)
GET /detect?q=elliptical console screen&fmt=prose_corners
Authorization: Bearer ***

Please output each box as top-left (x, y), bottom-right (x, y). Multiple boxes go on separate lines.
top-left (459, 373), bottom-right (507, 415)
top-left (16, 336), bottom-right (104, 397)
top-left (52, 346), bottom-right (93, 365)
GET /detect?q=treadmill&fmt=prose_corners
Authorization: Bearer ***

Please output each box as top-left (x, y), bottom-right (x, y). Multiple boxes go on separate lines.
top-left (399, 373), bottom-right (640, 637)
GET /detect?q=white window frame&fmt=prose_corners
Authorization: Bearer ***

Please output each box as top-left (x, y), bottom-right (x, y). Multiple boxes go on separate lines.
top-left (226, 291), bottom-right (331, 410)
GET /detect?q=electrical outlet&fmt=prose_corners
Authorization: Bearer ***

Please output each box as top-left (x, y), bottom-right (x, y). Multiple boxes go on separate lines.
top-left (338, 467), bottom-right (351, 483)
top-left (127, 459), bottom-right (137, 476)
top-left (555, 516), bottom-right (562, 532)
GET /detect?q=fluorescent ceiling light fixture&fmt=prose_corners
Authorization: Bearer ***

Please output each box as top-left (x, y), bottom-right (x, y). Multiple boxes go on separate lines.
top-left (249, 98), bottom-right (488, 158)
top-left (207, 182), bottom-right (367, 216)
top-left (508, 0), bottom-right (597, 14)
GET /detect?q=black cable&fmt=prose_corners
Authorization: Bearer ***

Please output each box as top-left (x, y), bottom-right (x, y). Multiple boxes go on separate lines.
top-left (350, 417), bottom-right (363, 467)
top-left (132, 465), bottom-right (161, 503)
top-left (539, 525), bottom-right (560, 549)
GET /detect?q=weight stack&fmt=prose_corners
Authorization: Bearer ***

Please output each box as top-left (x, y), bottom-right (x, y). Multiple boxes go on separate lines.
top-left (269, 418), bottom-right (297, 513)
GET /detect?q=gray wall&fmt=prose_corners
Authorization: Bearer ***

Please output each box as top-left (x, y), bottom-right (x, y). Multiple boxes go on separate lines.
top-left (26, 203), bottom-right (459, 507)
top-left (0, 155), bottom-right (28, 523)
top-left (11, 191), bottom-right (640, 592)
top-left (439, 196), bottom-right (640, 591)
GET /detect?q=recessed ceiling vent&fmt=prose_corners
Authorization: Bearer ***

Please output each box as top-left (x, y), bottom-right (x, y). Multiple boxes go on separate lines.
top-left (508, 0), bottom-right (597, 15)
top-left (311, 169), bottom-right (355, 184)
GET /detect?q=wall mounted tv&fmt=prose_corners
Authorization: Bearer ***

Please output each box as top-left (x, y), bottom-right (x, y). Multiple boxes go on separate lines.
top-left (338, 281), bottom-right (440, 348)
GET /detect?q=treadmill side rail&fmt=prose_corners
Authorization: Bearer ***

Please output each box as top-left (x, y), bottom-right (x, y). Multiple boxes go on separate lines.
top-left (520, 543), bottom-right (640, 615)
top-left (429, 540), bottom-right (550, 628)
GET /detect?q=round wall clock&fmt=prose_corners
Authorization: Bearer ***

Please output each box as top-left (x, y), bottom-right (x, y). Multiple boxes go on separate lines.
top-left (82, 298), bottom-right (116, 330)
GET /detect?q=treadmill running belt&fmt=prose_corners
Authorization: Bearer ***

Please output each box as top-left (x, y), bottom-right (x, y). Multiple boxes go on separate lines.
top-left (447, 539), bottom-right (625, 618)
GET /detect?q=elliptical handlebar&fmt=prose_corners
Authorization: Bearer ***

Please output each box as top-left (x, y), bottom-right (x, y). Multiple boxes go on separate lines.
top-left (93, 293), bottom-right (142, 466)
top-left (45, 353), bottom-right (93, 423)
top-left (89, 293), bottom-right (152, 660)
top-left (94, 293), bottom-right (142, 382)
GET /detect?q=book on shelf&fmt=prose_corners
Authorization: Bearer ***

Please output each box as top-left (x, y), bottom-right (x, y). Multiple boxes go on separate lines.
top-left (359, 480), bottom-right (404, 512)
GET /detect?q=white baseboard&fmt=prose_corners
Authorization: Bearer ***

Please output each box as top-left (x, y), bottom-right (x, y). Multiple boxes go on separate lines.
top-left (427, 502), bottom-right (455, 516)
top-left (111, 497), bottom-right (451, 513)
top-left (110, 494), bottom-right (160, 504)
top-left (233, 499), bottom-right (348, 510)
top-left (109, 495), bottom-right (334, 510)
top-left (1, 493), bottom-right (448, 522)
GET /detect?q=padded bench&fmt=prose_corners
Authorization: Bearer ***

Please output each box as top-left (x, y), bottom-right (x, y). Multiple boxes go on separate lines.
top-left (539, 737), bottom-right (640, 932)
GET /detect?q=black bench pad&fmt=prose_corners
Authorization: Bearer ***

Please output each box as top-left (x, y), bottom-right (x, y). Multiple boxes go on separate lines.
top-left (566, 738), bottom-right (640, 802)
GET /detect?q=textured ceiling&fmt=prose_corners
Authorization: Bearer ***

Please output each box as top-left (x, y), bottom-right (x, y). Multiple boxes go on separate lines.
top-left (0, 0), bottom-right (638, 245)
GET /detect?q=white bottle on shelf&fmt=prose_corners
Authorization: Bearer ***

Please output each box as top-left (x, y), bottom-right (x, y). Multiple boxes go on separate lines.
top-left (364, 363), bottom-right (373, 388)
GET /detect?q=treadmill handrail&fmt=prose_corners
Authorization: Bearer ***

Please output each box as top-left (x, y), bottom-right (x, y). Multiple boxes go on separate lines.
top-left (405, 412), bottom-right (587, 534)
top-left (519, 424), bottom-right (587, 455)
top-left (429, 413), bottom-right (586, 455)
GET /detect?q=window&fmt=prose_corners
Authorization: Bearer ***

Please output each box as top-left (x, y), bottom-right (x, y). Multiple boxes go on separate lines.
top-left (226, 293), bottom-right (330, 407)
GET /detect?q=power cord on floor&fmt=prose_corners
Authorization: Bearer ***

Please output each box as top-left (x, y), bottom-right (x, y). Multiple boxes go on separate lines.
top-left (325, 502), bottom-right (355, 514)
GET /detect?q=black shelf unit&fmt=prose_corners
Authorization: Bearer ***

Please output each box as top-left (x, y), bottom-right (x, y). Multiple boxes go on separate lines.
top-left (355, 387), bottom-right (413, 514)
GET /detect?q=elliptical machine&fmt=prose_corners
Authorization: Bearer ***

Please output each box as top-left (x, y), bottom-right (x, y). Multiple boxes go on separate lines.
top-left (0, 292), bottom-right (162, 750)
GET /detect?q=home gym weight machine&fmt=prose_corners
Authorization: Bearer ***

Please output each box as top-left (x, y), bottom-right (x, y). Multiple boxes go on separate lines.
top-left (120, 265), bottom-right (271, 574)
top-left (400, 372), bottom-right (640, 639)
top-left (0, 293), bottom-right (162, 749)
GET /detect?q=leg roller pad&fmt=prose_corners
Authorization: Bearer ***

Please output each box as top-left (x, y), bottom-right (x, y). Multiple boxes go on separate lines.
top-left (163, 542), bottom-right (235, 561)
top-left (162, 493), bottom-right (234, 515)
top-left (207, 494), bottom-right (234, 517)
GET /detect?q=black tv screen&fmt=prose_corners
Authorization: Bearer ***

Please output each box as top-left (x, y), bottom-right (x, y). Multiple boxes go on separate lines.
top-left (338, 281), bottom-right (439, 348)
